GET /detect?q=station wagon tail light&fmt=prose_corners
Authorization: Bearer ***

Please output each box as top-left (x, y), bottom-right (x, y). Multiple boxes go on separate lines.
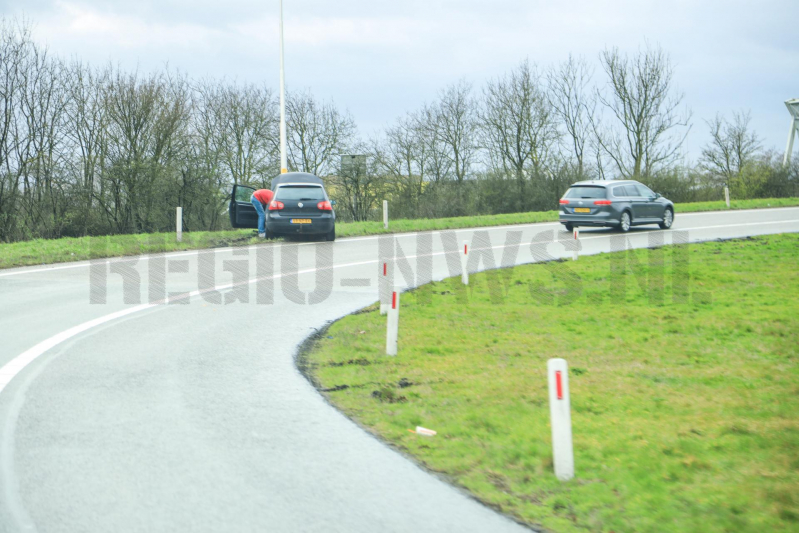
top-left (268, 200), bottom-right (284, 210)
top-left (317, 200), bottom-right (333, 211)
top-left (594, 200), bottom-right (612, 205)
top-left (559, 199), bottom-right (569, 204)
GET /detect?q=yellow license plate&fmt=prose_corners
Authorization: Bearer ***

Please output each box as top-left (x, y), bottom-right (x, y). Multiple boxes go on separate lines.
top-left (574, 208), bottom-right (590, 213)
top-left (291, 219), bottom-right (312, 224)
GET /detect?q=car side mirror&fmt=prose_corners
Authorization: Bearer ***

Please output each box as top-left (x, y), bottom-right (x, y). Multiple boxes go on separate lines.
top-left (330, 199), bottom-right (337, 206)
top-left (655, 193), bottom-right (662, 199)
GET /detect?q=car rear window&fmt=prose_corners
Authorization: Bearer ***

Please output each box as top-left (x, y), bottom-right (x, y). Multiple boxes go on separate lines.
top-left (276, 185), bottom-right (325, 201)
top-left (564, 186), bottom-right (607, 199)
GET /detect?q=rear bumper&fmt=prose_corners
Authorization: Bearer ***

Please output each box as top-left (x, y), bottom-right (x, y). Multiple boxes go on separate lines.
top-left (266, 213), bottom-right (335, 235)
top-left (559, 212), bottom-right (620, 227)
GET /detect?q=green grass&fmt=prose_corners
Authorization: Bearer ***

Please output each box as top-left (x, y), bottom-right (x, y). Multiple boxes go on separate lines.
top-left (301, 234), bottom-right (799, 533)
top-left (671, 197), bottom-right (799, 213)
top-left (335, 209), bottom-right (558, 237)
top-left (1, 197), bottom-right (798, 269)
top-left (0, 230), bottom-right (256, 269)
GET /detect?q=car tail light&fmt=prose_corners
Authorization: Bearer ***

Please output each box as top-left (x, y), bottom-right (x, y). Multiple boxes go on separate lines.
top-left (268, 200), bottom-right (284, 210)
top-left (594, 200), bottom-right (612, 205)
top-left (559, 199), bottom-right (569, 204)
top-left (317, 200), bottom-right (333, 211)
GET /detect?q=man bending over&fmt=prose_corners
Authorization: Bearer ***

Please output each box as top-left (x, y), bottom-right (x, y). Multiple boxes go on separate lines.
top-left (251, 188), bottom-right (274, 238)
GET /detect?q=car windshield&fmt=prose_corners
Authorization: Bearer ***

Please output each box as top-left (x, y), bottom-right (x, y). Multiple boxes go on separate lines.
top-left (276, 185), bottom-right (325, 201)
top-left (564, 186), bottom-right (606, 199)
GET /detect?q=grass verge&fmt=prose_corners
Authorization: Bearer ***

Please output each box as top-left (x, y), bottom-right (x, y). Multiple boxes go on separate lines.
top-left (1, 197), bottom-right (798, 269)
top-left (301, 234), bottom-right (799, 532)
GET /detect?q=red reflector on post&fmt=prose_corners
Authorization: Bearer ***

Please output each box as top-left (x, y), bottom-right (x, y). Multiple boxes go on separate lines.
top-left (383, 263), bottom-right (387, 276)
top-left (555, 370), bottom-right (563, 399)
top-left (392, 291), bottom-right (397, 309)
top-left (464, 244), bottom-right (468, 255)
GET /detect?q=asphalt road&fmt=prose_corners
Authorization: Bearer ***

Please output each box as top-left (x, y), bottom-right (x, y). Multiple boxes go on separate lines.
top-left (1, 207), bottom-right (798, 532)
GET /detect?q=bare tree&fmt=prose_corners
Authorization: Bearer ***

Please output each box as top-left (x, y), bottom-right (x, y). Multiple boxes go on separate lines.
top-left (0, 19), bottom-right (33, 240)
top-left (418, 102), bottom-right (452, 184)
top-left (372, 110), bottom-right (430, 216)
top-left (334, 150), bottom-right (385, 222)
top-left (594, 45), bottom-right (691, 178)
top-left (64, 61), bottom-right (110, 235)
top-left (196, 80), bottom-right (278, 187)
top-left (16, 42), bottom-right (69, 237)
top-left (699, 111), bottom-right (761, 183)
top-left (429, 80), bottom-right (478, 185)
top-left (101, 68), bottom-right (191, 232)
top-left (482, 59), bottom-right (559, 210)
top-left (415, 81), bottom-right (479, 216)
top-left (186, 82), bottom-right (227, 230)
top-left (547, 55), bottom-right (594, 175)
top-left (286, 90), bottom-right (356, 176)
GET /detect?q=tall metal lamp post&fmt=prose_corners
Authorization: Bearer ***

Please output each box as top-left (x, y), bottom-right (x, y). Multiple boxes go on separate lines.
top-left (279, 0), bottom-right (288, 174)
top-left (784, 98), bottom-right (799, 166)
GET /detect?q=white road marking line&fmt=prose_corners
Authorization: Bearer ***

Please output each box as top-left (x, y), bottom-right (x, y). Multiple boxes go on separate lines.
top-left (340, 206), bottom-right (799, 243)
top-left (1, 218), bottom-right (797, 394)
top-left (577, 219), bottom-right (799, 241)
top-left (0, 305), bottom-right (154, 386)
top-left (437, 220), bottom-right (799, 254)
top-left (2, 206), bottom-right (797, 278)
top-left (0, 257), bottom-right (374, 393)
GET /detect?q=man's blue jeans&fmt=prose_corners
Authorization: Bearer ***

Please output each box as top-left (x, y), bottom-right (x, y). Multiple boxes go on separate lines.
top-left (251, 196), bottom-right (266, 234)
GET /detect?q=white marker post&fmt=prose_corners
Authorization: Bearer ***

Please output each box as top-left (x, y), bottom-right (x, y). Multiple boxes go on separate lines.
top-left (724, 186), bottom-right (730, 208)
top-left (176, 207), bottom-right (183, 243)
top-left (383, 200), bottom-right (389, 229)
top-left (386, 290), bottom-right (399, 356)
top-left (461, 241), bottom-right (469, 285)
top-left (547, 358), bottom-right (574, 481)
top-left (379, 261), bottom-right (389, 315)
top-left (572, 227), bottom-right (579, 261)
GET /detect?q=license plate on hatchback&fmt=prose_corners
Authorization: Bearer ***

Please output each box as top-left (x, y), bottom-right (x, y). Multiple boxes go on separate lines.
top-left (574, 208), bottom-right (590, 213)
top-left (291, 219), bottom-right (312, 224)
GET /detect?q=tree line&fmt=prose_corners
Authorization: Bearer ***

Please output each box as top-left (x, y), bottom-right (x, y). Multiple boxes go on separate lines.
top-left (0, 18), bottom-right (795, 241)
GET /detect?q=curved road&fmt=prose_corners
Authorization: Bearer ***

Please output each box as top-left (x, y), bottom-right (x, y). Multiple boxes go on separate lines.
top-left (1, 207), bottom-right (798, 532)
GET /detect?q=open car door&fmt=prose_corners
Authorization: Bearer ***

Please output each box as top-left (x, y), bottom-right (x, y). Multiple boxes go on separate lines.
top-left (229, 184), bottom-right (258, 229)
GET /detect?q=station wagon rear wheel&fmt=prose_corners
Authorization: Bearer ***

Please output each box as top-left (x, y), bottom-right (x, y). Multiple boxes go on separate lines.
top-left (620, 211), bottom-right (631, 232)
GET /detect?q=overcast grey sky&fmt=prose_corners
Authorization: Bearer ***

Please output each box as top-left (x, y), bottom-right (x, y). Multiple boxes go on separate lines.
top-left (4, 0), bottom-right (798, 160)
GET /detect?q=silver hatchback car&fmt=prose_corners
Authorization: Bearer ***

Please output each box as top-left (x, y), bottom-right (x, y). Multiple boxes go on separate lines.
top-left (559, 180), bottom-right (675, 232)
